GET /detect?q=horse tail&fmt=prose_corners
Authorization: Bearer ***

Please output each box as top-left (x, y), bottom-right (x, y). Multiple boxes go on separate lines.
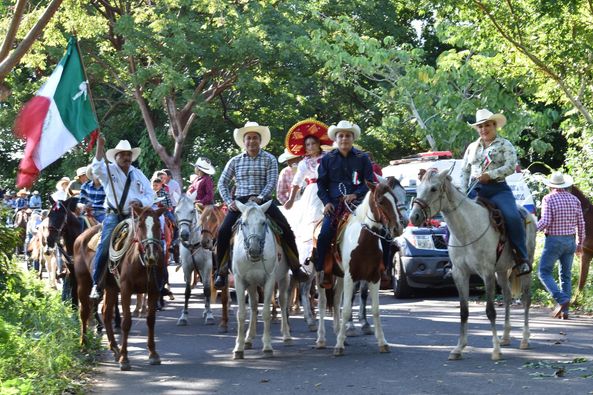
top-left (325, 288), bottom-right (334, 310)
top-left (509, 270), bottom-right (522, 299)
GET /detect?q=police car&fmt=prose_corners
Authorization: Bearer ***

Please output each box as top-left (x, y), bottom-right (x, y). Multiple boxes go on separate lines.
top-left (382, 151), bottom-right (535, 298)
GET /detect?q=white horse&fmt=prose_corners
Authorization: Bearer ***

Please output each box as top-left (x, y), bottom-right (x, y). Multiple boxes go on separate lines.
top-left (232, 200), bottom-right (291, 359)
top-left (409, 169), bottom-right (536, 360)
top-left (332, 181), bottom-right (404, 356)
top-left (175, 193), bottom-right (214, 326)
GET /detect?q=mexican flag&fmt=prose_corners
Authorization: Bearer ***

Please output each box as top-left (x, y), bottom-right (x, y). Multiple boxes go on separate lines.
top-left (14, 36), bottom-right (98, 188)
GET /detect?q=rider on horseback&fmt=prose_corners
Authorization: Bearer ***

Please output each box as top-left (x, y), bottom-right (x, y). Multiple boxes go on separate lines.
top-left (213, 121), bottom-right (309, 288)
top-left (315, 120), bottom-right (375, 286)
top-left (459, 109), bottom-right (531, 276)
top-left (89, 136), bottom-right (155, 299)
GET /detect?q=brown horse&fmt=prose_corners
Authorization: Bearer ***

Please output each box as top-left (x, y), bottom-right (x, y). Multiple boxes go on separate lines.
top-left (101, 205), bottom-right (167, 371)
top-left (13, 208), bottom-right (29, 253)
top-left (200, 204), bottom-right (230, 331)
top-left (570, 186), bottom-right (593, 292)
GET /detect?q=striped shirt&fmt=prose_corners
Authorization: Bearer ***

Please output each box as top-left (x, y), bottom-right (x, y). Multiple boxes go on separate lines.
top-left (155, 188), bottom-right (172, 208)
top-left (277, 165), bottom-right (295, 204)
top-left (537, 189), bottom-right (586, 245)
top-left (79, 181), bottom-right (106, 212)
top-left (218, 150), bottom-right (278, 204)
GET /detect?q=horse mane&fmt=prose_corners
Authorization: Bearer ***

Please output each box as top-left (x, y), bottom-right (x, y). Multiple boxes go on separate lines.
top-left (354, 190), bottom-right (372, 222)
top-left (571, 185), bottom-right (592, 210)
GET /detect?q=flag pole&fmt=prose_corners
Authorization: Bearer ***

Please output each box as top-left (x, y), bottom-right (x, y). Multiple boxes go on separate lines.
top-left (73, 36), bottom-right (122, 216)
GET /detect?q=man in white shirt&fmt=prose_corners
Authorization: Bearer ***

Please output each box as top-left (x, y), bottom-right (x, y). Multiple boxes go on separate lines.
top-left (89, 136), bottom-right (154, 299)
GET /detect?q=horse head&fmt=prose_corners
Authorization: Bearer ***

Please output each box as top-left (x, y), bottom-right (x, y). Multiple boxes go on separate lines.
top-left (367, 180), bottom-right (405, 238)
top-left (385, 176), bottom-right (409, 227)
top-left (409, 168), bottom-right (451, 226)
top-left (134, 205), bottom-right (167, 266)
top-left (236, 200), bottom-right (272, 262)
top-left (175, 193), bottom-right (200, 244)
top-left (46, 197), bottom-right (79, 249)
top-left (200, 205), bottom-right (222, 250)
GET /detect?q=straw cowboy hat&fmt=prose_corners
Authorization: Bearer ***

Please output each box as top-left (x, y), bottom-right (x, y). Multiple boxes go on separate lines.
top-left (542, 171), bottom-right (574, 189)
top-left (469, 109), bottom-right (507, 130)
top-left (16, 188), bottom-right (29, 197)
top-left (105, 140), bottom-right (141, 163)
top-left (194, 157), bottom-right (216, 175)
top-left (328, 120), bottom-right (361, 141)
top-left (278, 148), bottom-right (301, 164)
top-left (75, 166), bottom-right (87, 179)
top-left (284, 119), bottom-right (331, 156)
top-left (55, 177), bottom-right (71, 191)
top-left (233, 121), bottom-right (271, 149)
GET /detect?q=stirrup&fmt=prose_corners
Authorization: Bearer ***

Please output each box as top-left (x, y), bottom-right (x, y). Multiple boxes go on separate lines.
top-left (513, 262), bottom-right (531, 277)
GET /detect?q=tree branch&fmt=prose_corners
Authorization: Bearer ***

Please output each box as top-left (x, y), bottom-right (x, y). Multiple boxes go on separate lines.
top-left (0, 0), bottom-right (28, 62)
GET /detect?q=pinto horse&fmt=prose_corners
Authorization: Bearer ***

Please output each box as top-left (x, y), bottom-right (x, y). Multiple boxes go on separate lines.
top-left (409, 169), bottom-right (536, 360)
top-left (175, 193), bottom-right (214, 326)
top-left (331, 181), bottom-right (404, 356)
top-left (570, 186), bottom-right (593, 292)
top-left (231, 200), bottom-right (291, 359)
top-left (101, 205), bottom-right (167, 370)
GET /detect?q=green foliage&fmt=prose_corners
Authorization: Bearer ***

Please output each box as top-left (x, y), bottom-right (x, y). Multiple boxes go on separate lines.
top-left (0, 220), bottom-right (100, 394)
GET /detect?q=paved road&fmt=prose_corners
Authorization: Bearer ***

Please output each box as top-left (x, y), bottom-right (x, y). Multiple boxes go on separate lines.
top-left (90, 267), bottom-right (593, 394)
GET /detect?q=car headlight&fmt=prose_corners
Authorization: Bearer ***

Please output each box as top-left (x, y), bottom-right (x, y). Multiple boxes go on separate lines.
top-left (408, 234), bottom-right (435, 250)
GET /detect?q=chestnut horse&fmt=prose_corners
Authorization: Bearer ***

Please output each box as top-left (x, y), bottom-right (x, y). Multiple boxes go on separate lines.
top-left (101, 205), bottom-right (167, 370)
top-left (570, 186), bottom-right (593, 292)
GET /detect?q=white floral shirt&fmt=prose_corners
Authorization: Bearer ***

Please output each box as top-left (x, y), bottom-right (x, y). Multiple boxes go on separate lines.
top-left (459, 136), bottom-right (517, 189)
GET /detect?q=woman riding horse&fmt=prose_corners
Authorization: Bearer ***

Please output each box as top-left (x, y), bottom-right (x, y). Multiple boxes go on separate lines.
top-left (459, 108), bottom-right (531, 276)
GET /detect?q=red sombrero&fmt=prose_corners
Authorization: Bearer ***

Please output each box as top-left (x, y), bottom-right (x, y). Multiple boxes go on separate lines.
top-left (284, 119), bottom-right (331, 156)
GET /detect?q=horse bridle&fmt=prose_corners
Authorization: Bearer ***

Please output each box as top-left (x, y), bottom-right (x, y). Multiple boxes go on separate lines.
top-left (239, 218), bottom-right (268, 261)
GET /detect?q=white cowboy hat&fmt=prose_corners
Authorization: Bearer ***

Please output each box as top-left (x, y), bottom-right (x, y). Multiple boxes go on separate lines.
top-left (469, 109), bottom-right (507, 129)
top-left (328, 120), bottom-right (361, 141)
top-left (85, 165), bottom-right (95, 180)
top-left (16, 188), bottom-right (29, 197)
top-left (278, 148), bottom-right (300, 164)
top-left (233, 121), bottom-right (271, 149)
top-left (75, 166), bottom-right (87, 178)
top-left (194, 157), bottom-right (216, 175)
top-left (32, 190), bottom-right (39, 195)
top-left (55, 177), bottom-right (71, 191)
top-left (542, 171), bottom-right (574, 189)
top-left (105, 140), bottom-right (141, 163)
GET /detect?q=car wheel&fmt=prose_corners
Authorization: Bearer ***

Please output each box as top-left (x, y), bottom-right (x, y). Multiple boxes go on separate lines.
top-left (393, 252), bottom-right (412, 299)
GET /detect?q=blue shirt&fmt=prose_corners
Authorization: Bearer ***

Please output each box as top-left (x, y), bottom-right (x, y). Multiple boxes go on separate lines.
top-left (317, 148), bottom-right (374, 206)
top-left (15, 198), bottom-right (28, 209)
top-left (29, 195), bottom-right (42, 209)
top-left (79, 181), bottom-right (106, 212)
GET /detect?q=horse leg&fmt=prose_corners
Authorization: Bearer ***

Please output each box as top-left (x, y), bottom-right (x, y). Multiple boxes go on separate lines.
top-left (203, 263), bottom-right (215, 325)
top-left (335, 275), bottom-right (353, 356)
top-left (261, 280), bottom-right (275, 356)
top-left (315, 272), bottom-right (327, 348)
top-left (277, 272), bottom-right (292, 343)
top-left (345, 281), bottom-right (359, 337)
top-left (146, 288), bottom-right (161, 366)
top-left (333, 277), bottom-right (344, 336)
top-left (484, 273), bottom-right (502, 361)
top-left (102, 289), bottom-right (120, 362)
top-left (520, 274), bottom-right (531, 350)
top-left (233, 282), bottom-right (247, 359)
top-left (301, 276), bottom-right (317, 331)
top-left (219, 285), bottom-right (229, 333)
top-left (78, 280), bottom-right (92, 346)
top-left (359, 281), bottom-right (372, 335)
top-left (245, 285), bottom-right (258, 350)
top-left (577, 252), bottom-right (593, 292)
top-left (496, 272), bottom-right (512, 346)
top-left (118, 287), bottom-right (133, 371)
top-left (369, 281), bottom-right (389, 353)
top-left (449, 271), bottom-right (470, 361)
top-left (177, 281), bottom-right (191, 326)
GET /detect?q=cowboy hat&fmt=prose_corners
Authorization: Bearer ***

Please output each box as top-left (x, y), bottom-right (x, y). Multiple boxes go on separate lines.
top-left (85, 165), bottom-right (94, 180)
top-left (55, 177), bottom-right (71, 191)
top-left (542, 171), bottom-right (574, 189)
top-left (105, 140), bottom-right (141, 163)
top-left (284, 119), bottom-right (331, 156)
top-left (75, 166), bottom-right (88, 178)
top-left (469, 109), bottom-right (507, 129)
top-left (278, 148), bottom-right (301, 164)
top-left (328, 120), bottom-right (361, 141)
top-left (16, 188), bottom-right (29, 197)
top-left (233, 121), bottom-right (271, 149)
top-left (194, 157), bottom-right (216, 175)
top-left (32, 190), bottom-right (39, 195)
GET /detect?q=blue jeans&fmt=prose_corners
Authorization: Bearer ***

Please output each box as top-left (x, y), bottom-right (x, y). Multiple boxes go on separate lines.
top-left (472, 181), bottom-right (528, 262)
top-left (92, 213), bottom-right (119, 286)
top-left (537, 235), bottom-right (576, 310)
top-left (315, 214), bottom-right (336, 272)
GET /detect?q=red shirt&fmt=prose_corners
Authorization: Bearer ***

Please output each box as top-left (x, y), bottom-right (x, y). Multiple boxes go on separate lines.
top-left (188, 175), bottom-right (214, 205)
top-left (537, 189), bottom-right (586, 245)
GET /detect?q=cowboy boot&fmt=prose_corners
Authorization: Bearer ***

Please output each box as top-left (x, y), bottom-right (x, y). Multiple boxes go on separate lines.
top-left (513, 259), bottom-right (532, 277)
top-left (214, 259), bottom-right (229, 289)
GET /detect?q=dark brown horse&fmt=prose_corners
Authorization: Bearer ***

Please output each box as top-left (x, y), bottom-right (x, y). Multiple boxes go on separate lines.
top-left (102, 205), bottom-right (167, 371)
top-left (570, 186), bottom-right (593, 292)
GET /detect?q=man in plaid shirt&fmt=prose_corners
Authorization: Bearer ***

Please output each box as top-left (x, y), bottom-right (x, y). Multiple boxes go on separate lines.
top-left (537, 172), bottom-right (586, 319)
top-left (214, 121), bottom-right (308, 288)
top-left (79, 167), bottom-right (107, 222)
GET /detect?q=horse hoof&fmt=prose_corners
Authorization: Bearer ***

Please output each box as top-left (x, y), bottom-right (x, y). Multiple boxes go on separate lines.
top-left (205, 316), bottom-right (215, 325)
top-left (346, 328), bottom-right (358, 337)
top-left (448, 352), bottom-right (463, 361)
top-left (519, 340), bottom-right (529, 350)
top-left (308, 323), bottom-right (317, 332)
top-left (177, 318), bottom-right (188, 326)
top-left (149, 355), bottom-right (161, 365)
top-left (315, 341), bottom-right (326, 349)
top-left (263, 349), bottom-right (274, 357)
top-left (379, 344), bottom-right (390, 353)
top-left (333, 347), bottom-right (345, 357)
top-left (361, 324), bottom-right (373, 336)
top-left (491, 352), bottom-right (502, 361)
top-left (120, 361), bottom-right (132, 371)
top-left (245, 341), bottom-right (253, 350)
top-left (233, 351), bottom-right (244, 360)
top-left (283, 337), bottom-right (292, 344)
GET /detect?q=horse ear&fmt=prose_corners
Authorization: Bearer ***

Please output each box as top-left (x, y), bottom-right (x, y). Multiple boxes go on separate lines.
top-left (235, 200), bottom-right (247, 213)
top-left (385, 176), bottom-right (397, 189)
top-left (260, 200), bottom-right (273, 213)
top-left (196, 202), bottom-right (204, 213)
top-left (48, 194), bottom-right (55, 206)
top-left (366, 180), bottom-right (377, 191)
top-left (438, 169), bottom-right (451, 181)
top-left (187, 190), bottom-right (197, 202)
top-left (133, 205), bottom-right (143, 216)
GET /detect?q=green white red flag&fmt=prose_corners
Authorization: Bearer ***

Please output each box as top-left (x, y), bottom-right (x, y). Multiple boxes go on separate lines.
top-left (14, 36), bottom-right (98, 188)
